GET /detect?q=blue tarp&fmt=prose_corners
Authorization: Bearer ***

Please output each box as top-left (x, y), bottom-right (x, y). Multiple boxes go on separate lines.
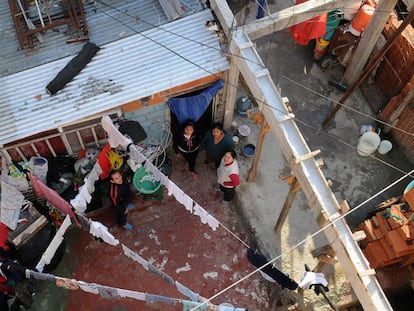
top-left (168, 80), bottom-right (224, 124)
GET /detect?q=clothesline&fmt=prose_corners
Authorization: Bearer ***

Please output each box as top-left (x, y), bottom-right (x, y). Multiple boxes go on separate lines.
top-left (25, 270), bottom-right (246, 311)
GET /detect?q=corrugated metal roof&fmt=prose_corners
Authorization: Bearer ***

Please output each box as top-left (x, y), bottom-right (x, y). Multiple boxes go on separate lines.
top-left (0, 0), bottom-right (204, 77)
top-left (0, 9), bottom-right (229, 146)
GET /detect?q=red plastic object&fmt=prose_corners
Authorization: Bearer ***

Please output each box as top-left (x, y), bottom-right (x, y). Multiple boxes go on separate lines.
top-left (290, 0), bottom-right (327, 45)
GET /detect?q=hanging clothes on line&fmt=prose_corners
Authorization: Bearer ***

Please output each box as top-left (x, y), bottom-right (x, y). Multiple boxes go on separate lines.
top-left (122, 245), bottom-right (200, 302)
top-left (246, 248), bottom-right (298, 290)
top-left (28, 173), bottom-right (80, 227)
top-left (25, 270), bottom-right (246, 310)
top-left (36, 215), bottom-right (72, 273)
top-left (0, 180), bottom-right (25, 230)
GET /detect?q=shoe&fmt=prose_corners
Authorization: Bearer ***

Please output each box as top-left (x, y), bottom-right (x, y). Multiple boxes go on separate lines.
top-left (221, 200), bottom-right (231, 204)
top-left (127, 202), bottom-right (134, 209)
top-left (214, 184), bottom-right (221, 191)
top-left (123, 223), bottom-right (133, 230)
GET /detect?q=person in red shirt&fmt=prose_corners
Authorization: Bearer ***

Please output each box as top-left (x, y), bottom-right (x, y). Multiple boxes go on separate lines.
top-left (216, 150), bottom-right (240, 203)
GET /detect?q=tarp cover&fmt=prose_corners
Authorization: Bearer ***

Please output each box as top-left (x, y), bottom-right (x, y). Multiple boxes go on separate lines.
top-left (290, 0), bottom-right (327, 45)
top-left (168, 79), bottom-right (224, 124)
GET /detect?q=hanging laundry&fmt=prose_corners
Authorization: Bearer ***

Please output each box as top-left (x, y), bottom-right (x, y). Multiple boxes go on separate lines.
top-left (176, 281), bottom-right (199, 302)
top-left (89, 220), bottom-right (119, 246)
top-left (246, 248), bottom-right (298, 290)
top-left (101, 116), bottom-right (132, 149)
top-left (78, 281), bottom-right (99, 294)
top-left (206, 214), bottom-right (219, 231)
top-left (122, 245), bottom-right (201, 302)
top-left (145, 293), bottom-right (177, 306)
top-left (97, 143), bottom-right (112, 180)
top-left (98, 286), bottom-right (120, 300)
top-left (289, 0), bottom-right (327, 45)
top-left (298, 271), bottom-right (328, 291)
top-left (182, 300), bottom-right (208, 311)
top-left (193, 204), bottom-right (209, 225)
top-left (28, 173), bottom-right (81, 227)
top-left (1, 180), bottom-right (25, 230)
top-left (56, 277), bottom-right (79, 290)
top-left (36, 215), bottom-right (71, 272)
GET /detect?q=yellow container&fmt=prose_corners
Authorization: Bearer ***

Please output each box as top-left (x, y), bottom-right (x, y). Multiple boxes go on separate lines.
top-left (314, 38), bottom-right (330, 60)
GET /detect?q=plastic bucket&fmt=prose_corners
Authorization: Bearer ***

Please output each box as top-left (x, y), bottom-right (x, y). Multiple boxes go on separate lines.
top-left (242, 144), bottom-right (256, 157)
top-left (377, 140), bottom-right (392, 155)
top-left (314, 38), bottom-right (330, 60)
top-left (357, 132), bottom-right (380, 156)
top-left (324, 11), bottom-right (340, 40)
top-left (349, 4), bottom-right (374, 36)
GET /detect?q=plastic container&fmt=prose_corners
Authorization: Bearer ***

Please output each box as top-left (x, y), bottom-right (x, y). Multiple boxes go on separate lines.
top-left (377, 140), bottom-right (392, 155)
top-left (324, 11), bottom-right (340, 40)
top-left (238, 125), bottom-right (251, 141)
top-left (314, 38), bottom-right (330, 60)
top-left (133, 167), bottom-right (161, 194)
top-left (232, 135), bottom-right (240, 146)
top-left (242, 144), bottom-right (256, 157)
top-left (357, 132), bottom-right (380, 156)
top-left (236, 96), bottom-right (252, 116)
top-left (349, 4), bottom-right (374, 36)
top-left (29, 157), bottom-right (48, 183)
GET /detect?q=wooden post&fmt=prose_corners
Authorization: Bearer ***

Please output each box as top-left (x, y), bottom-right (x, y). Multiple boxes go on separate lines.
top-left (343, 0), bottom-right (399, 85)
top-left (274, 177), bottom-right (300, 232)
top-left (247, 119), bottom-right (269, 182)
top-left (223, 41), bottom-right (240, 131)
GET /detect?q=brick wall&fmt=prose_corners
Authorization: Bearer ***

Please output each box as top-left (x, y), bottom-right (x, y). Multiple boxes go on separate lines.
top-left (379, 76), bottom-right (414, 163)
top-left (375, 15), bottom-right (414, 97)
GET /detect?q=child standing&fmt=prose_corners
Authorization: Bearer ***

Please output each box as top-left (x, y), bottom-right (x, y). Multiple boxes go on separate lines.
top-left (109, 170), bottom-right (133, 230)
top-left (173, 120), bottom-right (201, 178)
top-left (217, 150), bottom-right (240, 203)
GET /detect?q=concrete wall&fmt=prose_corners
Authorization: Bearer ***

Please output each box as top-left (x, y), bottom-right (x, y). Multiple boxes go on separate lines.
top-left (375, 14), bottom-right (414, 97)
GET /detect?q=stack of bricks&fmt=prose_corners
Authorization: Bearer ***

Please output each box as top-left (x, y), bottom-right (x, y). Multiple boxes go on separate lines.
top-left (355, 186), bottom-right (414, 269)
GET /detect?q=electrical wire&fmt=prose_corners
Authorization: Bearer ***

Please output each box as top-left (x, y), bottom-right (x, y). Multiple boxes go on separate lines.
top-left (92, 0), bottom-right (413, 184)
top-left (281, 74), bottom-right (414, 138)
top-left (189, 169), bottom-right (414, 310)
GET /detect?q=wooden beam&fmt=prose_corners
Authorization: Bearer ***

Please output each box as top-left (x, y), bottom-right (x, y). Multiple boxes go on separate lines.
top-left (223, 41), bottom-right (240, 131)
top-left (247, 116), bottom-right (269, 182)
top-left (343, 0), bottom-right (399, 84)
top-left (241, 0), bottom-right (359, 40)
top-left (274, 177), bottom-right (299, 232)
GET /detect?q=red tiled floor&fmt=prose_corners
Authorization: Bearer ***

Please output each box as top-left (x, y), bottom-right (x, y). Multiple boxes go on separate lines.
top-left (39, 156), bottom-right (273, 310)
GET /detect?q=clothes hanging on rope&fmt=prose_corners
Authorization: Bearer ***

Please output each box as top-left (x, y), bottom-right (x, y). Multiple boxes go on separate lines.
top-left (0, 180), bottom-right (25, 230)
top-left (36, 215), bottom-right (72, 272)
top-left (246, 248), bottom-right (298, 290)
top-left (28, 173), bottom-right (80, 227)
top-left (298, 271), bottom-right (328, 291)
top-left (26, 270), bottom-right (245, 310)
top-left (122, 245), bottom-right (200, 302)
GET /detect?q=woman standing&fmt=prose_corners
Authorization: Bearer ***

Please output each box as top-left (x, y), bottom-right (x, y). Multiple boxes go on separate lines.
top-left (201, 123), bottom-right (234, 168)
top-left (173, 120), bottom-right (201, 178)
top-left (217, 150), bottom-right (240, 203)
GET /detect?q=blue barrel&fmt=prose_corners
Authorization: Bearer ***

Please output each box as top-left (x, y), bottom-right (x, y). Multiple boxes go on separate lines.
top-left (324, 11), bottom-right (340, 40)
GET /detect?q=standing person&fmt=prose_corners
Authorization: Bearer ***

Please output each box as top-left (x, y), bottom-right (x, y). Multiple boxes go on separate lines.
top-left (109, 170), bottom-right (133, 230)
top-left (173, 120), bottom-right (201, 178)
top-left (217, 150), bottom-right (240, 203)
top-left (201, 122), bottom-right (234, 168)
